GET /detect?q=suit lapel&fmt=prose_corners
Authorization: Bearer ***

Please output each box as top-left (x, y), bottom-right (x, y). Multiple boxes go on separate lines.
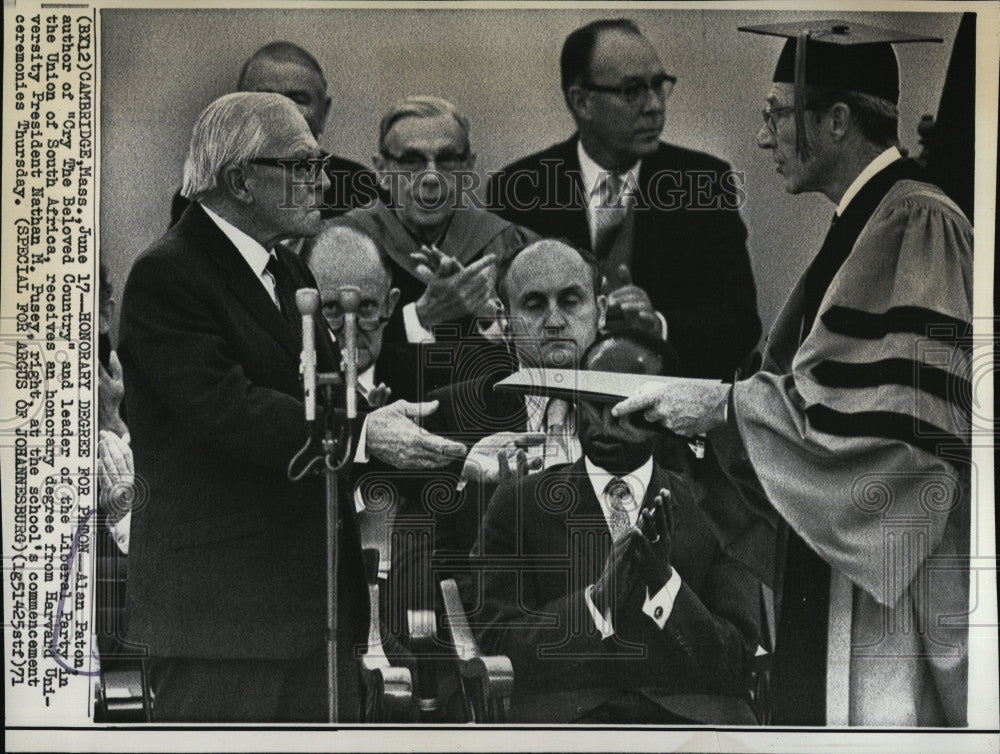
top-left (184, 204), bottom-right (301, 360)
top-left (556, 137), bottom-right (592, 250)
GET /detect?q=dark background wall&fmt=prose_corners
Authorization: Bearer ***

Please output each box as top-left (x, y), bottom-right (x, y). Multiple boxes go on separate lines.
top-left (100, 8), bottom-right (963, 341)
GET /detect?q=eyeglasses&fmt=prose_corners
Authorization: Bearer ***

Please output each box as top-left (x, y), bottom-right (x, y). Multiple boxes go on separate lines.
top-left (379, 149), bottom-right (471, 173)
top-left (248, 155), bottom-right (328, 181)
top-left (760, 105), bottom-right (796, 133)
top-left (581, 73), bottom-right (676, 106)
top-left (322, 302), bottom-right (391, 333)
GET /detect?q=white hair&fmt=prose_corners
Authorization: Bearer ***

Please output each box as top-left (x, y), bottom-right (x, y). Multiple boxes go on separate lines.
top-left (180, 91), bottom-right (299, 202)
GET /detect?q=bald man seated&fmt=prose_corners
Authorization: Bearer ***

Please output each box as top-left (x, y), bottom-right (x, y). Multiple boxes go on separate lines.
top-left (306, 223), bottom-right (420, 405)
top-left (171, 41), bottom-right (377, 226)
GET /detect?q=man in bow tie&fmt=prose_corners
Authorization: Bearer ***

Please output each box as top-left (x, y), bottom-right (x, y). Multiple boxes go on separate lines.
top-left (473, 329), bottom-right (762, 723)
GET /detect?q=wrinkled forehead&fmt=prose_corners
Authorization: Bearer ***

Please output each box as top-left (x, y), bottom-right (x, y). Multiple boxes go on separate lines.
top-left (383, 113), bottom-right (468, 153)
top-left (507, 242), bottom-right (593, 297)
top-left (588, 29), bottom-right (665, 82)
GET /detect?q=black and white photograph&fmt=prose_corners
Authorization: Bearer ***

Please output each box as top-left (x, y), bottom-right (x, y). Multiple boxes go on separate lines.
top-left (2, 2), bottom-right (998, 751)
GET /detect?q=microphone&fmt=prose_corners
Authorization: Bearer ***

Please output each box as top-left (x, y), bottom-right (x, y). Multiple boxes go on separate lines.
top-left (295, 288), bottom-right (319, 422)
top-left (338, 285), bottom-right (361, 420)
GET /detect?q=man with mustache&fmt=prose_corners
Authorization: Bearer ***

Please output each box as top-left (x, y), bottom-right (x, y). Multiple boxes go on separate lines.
top-left (473, 329), bottom-right (761, 723)
top-left (488, 18), bottom-right (761, 380)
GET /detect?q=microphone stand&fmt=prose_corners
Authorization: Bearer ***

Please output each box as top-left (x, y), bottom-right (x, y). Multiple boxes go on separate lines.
top-left (288, 287), bottom-right (361, 723)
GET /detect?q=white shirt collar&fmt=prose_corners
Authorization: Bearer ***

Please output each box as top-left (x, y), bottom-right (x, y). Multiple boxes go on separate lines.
top-left (835, 146), bottom-right (902, 217)
top-left (577, 139), bottom-right (641, 199)
top-left (358, 364), bottom-right (376, 396)
top-left (585, 455), bottom-right (654, 523)
top-left (201, 203), bottom-right (273, 278)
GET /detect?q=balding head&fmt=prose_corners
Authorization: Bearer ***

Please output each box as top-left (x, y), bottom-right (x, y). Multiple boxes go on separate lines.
top-left (308, 223), bottom-right (399, 372)
top-left (238, 42), bottom-right (330, 138)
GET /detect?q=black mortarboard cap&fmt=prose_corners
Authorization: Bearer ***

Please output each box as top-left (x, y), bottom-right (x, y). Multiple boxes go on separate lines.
top-left (740, 20), bottom-right (942, 155)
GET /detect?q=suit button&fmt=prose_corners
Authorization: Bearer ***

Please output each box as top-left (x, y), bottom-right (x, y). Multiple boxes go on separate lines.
top-left (654, 606), bottom-right (664, 620)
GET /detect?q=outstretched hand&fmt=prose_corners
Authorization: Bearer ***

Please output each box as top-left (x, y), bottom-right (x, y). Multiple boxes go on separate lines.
top-left (612, 379), bottom-right (730, 437)
top-left (366, 399), bottom-right (467, 469)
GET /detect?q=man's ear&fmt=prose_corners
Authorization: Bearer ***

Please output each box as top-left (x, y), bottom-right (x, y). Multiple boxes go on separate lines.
top-left (221, 165), bottom-right (255, 205)
top-left (385, 287), bottom-right (401, 317)
top-left (566, 84), bottom-right (590, 123)
top-left (596, 293), bottom-right (608, 331)
top-left (827, 102), bottom-right (852, 141)
top-left (494, 298), bottom-right (510, 334)
top-left (99, 297), bottom-right (116, 335)
top-left (320, 95), bottom-right (332, 130)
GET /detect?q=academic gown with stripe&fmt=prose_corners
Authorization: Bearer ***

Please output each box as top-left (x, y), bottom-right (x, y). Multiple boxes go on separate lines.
top-left (708, 161), bottom-right (972, 726)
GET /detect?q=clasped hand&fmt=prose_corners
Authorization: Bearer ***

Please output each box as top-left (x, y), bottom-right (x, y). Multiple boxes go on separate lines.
top-left (592, 488), bottom-right (676, 615)
top-left (412, 247), bottom-right (497, 329)
top-left (603, 264), bottom-right (661, 336)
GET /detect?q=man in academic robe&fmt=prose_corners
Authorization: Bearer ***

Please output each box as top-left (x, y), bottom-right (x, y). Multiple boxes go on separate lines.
top-left (323, 95), bottom-right (537, 348)
top-left (612, 21), bottom-right (972, 726)
top-left (487, 18), bottom-right (761, 379)
top-left (473, 330), bottom-right (762, 723)
top-left (170, 41), bottom-right (377, 226)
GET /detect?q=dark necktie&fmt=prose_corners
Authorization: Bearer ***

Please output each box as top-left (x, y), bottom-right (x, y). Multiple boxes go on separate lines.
top-left (265, 252), bottom-right (301, 337)
top-left (593, 173), bottom-right (628, 259)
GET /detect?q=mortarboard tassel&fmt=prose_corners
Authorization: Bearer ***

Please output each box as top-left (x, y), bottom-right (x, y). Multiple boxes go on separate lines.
top-left (794, 29), bottom-right (811, 159)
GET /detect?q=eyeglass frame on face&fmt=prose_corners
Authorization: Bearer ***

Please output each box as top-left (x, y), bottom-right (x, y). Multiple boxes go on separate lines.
top-left (247, 154), bottom-right (329, 181)
top-left (378, 147), bottom-right (471, 173)
top-left (580, 73), bottom-right (677, 106)
top-left (322, 298), bottom-right (392, 333)
top-left (760, 105), bottom-right (796, 134)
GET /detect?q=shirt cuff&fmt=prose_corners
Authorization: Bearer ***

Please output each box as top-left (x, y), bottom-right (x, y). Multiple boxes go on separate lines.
top-left (642, 569), bottom-right (682, 629)
top-left (109, 511), bottom-right (131, 556)
top-left (354, 415), bottom-right (370, 464)
top-left (585, 584), bottom-right (615, 638)
top-left (654, 310), bottom-right (668, 341)
top-left (403, 302), bottom-right (436, 344)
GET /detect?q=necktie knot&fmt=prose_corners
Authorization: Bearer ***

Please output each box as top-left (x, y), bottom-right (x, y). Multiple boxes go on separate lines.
top-left (599, 173), bottom-right (627, 208)
top-left (604, 477), bottom-right (634, 541)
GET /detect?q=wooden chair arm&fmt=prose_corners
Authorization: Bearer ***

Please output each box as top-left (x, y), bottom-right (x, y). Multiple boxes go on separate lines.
top-left (439, 578), bottom-right (514, 723)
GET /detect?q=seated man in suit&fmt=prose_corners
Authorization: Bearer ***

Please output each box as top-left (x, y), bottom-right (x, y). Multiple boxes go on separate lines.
top-left (388, 238), bottom-right (606, 622)
top-left (306, 223), bottom-right (418, 405)
top-left (487, 18), bottom-right (761, 378)
top-left (473, 330), bottom-right (762, 723)
top-left (170, 41), bottom-right (377, 225)
top-left (325, 95), bottom-right (536, 347)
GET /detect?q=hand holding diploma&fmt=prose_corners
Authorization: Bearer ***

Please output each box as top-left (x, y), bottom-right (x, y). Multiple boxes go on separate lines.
top-left (611, 379), bottom-right (731, 437)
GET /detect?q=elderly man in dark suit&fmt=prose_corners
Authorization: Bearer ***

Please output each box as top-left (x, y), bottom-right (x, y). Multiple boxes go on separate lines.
top-left (473, 330), bottom-right (761, 723)
top-left (488, 18), bottom-right (761, 380)
top-left (119, 92), bottom-right (461, 721)
top-left (170, 41), bottom-right (377, 226)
